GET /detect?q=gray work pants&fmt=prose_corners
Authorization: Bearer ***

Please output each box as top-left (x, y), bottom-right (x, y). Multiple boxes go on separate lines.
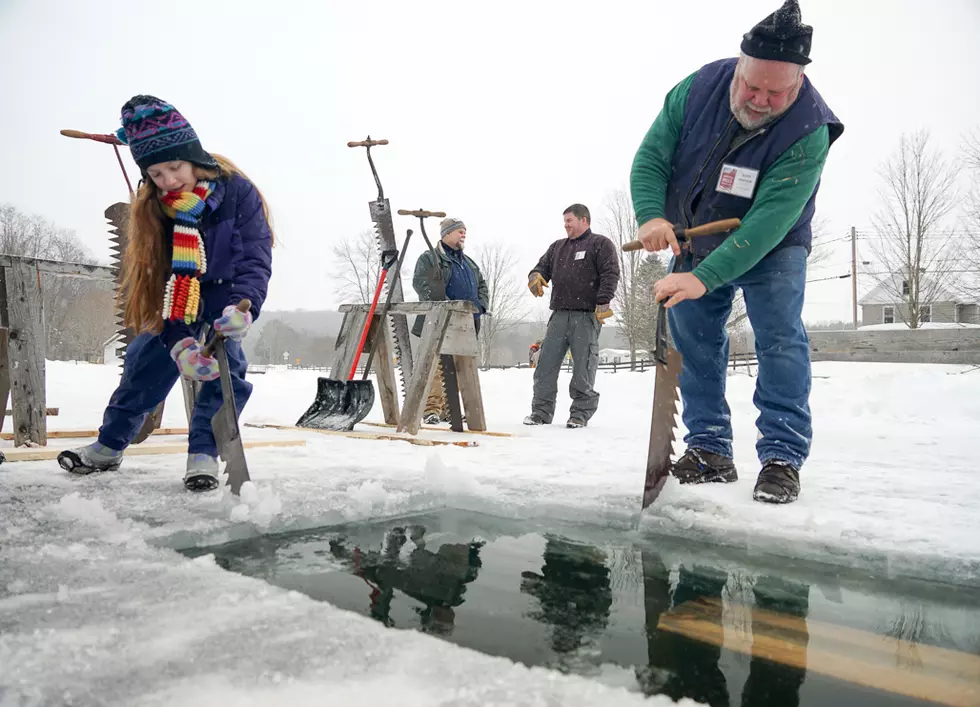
top-left (530, 310), bottom-right (601, 423)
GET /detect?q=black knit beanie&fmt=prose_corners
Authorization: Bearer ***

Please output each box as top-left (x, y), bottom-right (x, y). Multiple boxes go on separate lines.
top-left (740, 0), bottom-right (813, 66)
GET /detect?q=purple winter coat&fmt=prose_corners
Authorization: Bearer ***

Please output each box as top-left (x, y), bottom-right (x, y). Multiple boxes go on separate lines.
top-left (160, 173), bottom-right (273, 349)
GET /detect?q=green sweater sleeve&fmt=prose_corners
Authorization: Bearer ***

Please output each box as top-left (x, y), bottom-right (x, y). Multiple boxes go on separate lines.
top-left (692, 125), bottom-right (831, 292)
top-left (630, 72), bottom-right (696, 226)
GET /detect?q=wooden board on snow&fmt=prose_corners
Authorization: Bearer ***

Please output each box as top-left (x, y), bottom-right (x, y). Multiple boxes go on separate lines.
top-left (361, 421), bottom-right (514, 438)
top-left (246, 423), bottom-right (479, 448)
top-left (0, 438), bottom-right (305, 463)
top-left (1, 427), bottom-right (189, 441)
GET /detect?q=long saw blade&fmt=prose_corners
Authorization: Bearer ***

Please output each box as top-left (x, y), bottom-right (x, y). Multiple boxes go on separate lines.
top-left (370, 195), bottom-right (415, 389)
top-left (642, 300), bottom-right (682, 510)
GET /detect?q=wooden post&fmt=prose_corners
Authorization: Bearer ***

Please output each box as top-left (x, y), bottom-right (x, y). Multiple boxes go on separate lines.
top-left (398, 307), bottom-right (450, 435)
top-left (5, 260), bottom-right (47, 446)
top-left (366, 319), bottom-right (400, 426)
top-left (0, 266), bottom-right (9, 435)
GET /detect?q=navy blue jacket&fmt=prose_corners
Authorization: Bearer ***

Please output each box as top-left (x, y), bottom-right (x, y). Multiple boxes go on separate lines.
top-left (161, 174), bottom-right (273, 348)
top-left (665, 58), bottom-right (844, 259)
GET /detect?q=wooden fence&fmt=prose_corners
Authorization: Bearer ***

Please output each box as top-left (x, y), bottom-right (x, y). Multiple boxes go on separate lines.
top-left (808, 329), bottom-right (980, 365)
top-left (0, 255), bottom-right (116, 446)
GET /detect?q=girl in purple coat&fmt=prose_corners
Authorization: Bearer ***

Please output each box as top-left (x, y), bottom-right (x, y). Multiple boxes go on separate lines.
top-left (58, 95), bottom-right (274, 491)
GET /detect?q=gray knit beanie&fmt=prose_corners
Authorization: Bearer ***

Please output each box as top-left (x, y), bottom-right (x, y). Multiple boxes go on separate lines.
top-left (440, 217), bottom-right (466, 238)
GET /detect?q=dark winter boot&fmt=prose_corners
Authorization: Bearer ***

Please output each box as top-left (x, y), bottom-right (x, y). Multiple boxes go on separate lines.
top-left (523, 413), bottom-right (547, 425)
top-left (753, 461), bottom-right (800, 504)
top-left (671, 448), bottom-right (738, 484)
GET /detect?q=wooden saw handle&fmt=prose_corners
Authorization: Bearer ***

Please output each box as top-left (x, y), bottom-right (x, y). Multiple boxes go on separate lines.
top-left (60, 129), bottom-right (125, 146)
top-left (397, 209), bottom-right (447, 218)
top-left (202, 299), bottom-right (251, 357)
top-left (622, 218), bottom-right (741, 252)
top-left (347, 138), bottom-right (388, 148)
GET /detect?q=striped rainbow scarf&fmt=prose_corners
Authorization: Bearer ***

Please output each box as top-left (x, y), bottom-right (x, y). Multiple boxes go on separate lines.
top-left (159, 180), bottom-right (214, 324)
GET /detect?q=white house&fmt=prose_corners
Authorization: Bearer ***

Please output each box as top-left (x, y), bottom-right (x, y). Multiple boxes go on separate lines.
top-left (102, 333), bottom-right (124, 366)
top-left (859, 272), bottom-right (980, 326)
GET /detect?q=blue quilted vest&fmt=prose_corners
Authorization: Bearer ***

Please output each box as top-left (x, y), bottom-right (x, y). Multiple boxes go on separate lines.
top-left (664, 57), bottom-right (844, 259)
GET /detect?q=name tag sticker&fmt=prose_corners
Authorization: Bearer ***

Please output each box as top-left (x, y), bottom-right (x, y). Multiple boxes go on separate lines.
top-left (716, 164), bottom-right (759, 199)
top-left (574, 250), bottom-right (586, 260)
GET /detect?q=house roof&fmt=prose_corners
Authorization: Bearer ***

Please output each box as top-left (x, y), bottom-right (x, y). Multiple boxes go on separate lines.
top-left (101, 332), bottom-right (124, 348)
top-left (858, 271), bottom-right (978, 306)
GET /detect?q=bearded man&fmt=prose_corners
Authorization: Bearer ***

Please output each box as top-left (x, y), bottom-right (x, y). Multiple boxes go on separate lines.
top-left (629, 0), bottom-right (844, 504)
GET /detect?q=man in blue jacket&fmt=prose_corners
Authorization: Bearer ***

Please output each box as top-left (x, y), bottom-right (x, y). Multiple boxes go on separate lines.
top-left (630, 0), bottom-right (844, 504)
top-left (412, 217), bottom-right (488, 424)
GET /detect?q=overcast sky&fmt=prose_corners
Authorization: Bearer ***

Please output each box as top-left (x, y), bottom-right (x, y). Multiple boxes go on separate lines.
top-left (2, 0), bottom-right (978, 324)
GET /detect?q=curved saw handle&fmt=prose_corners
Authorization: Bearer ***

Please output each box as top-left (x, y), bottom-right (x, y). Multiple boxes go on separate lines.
top-left (202, 299), bottom-right (252, 358)
top-left (60, 129), bottom-right (125, 146)
top-left (348, 138), bottom-right (388, 148)
top-left (622, 218), bottom-right (741, 252)
top-left (397, 209), bottom-right (446, 218)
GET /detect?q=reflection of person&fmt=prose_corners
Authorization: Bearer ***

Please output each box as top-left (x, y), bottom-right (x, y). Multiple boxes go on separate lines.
top-left (629, 0), bottom-right (843, 504)
top-left (330, 526), bottom-right (484, 636)
top-left (639, 550), bottom-right (809, 707)
top-left (520, 536), bottom-right (613, 657)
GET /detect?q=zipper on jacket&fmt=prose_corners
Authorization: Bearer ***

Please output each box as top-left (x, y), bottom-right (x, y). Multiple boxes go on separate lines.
top-left (681, 115), bottom-right (736, 229)
top-left (688, 120), bottom-right (768, 228)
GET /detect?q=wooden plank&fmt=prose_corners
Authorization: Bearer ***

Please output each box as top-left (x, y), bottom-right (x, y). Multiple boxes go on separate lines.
top-left (658, 597), bottom-right (980, 707)
top-left (0, 329), bottom-right (8, 435)
top-left (1, 426), bottom-right (189, 441)
top-left (361, 421), bottom-right (512, 437)
top-left (339, 301), bottom-right (478, 315)
top-left (398, 307), bottom-right (450, 435)
top-left (330, 310), bottom-right (367, 380)
top-left (440, 311), bottom-right (481, 356)
top-left (453, 355), bottom-right (487, 431)
top-left (4, 407), bottom-right (57, 416)
top-left (0, 255), bottom-right (115, 282)
top-left (5, 261), bottom-right (47, 446)
top-left (369, 323), bottom-right (401, 427)
top-left (0, 438), bottom-right (305, 463)
top-left (245, 423), bottom-right (477, 448)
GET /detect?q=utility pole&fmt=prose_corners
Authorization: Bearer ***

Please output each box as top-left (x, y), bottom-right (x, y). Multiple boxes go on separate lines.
top-left (851, 226), bottom-right (858, 330)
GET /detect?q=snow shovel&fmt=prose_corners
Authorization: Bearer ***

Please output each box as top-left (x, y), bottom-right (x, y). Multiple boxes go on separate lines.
top-left (625, 217), bottom-right (742, 511)
top-left (295, 229), bottom-right (414, 431)
top-left (201, 299), bottom-right (253, 496)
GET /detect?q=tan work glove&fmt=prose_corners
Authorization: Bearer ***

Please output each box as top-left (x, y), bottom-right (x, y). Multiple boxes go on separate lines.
top-left (595, 304), bottom-right (613, 324)
top-left (528, 272), bottom-right (548, 297)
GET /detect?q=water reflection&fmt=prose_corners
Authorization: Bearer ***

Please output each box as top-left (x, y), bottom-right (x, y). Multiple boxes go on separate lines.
top-left (186, 511), bottom-right (980, 707)
top-left (326, 525), bottom-right (484, 635)
top-left (639, 552), bottom-right (810, 706)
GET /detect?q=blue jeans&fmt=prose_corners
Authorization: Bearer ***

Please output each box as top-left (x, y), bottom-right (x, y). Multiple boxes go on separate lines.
top-left (667, 245), bottom-right (811, 469)
top-left (97, 330), bottom-right (253, 457)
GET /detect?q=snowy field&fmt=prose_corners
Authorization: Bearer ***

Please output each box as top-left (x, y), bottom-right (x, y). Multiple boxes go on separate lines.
top-left (2, 358), bottom-right (979, 705)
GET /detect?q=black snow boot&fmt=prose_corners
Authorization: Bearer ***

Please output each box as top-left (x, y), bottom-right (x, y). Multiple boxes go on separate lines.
top-left (671, 448), bottom-right (738, 484)
top-left (753, 461), bottom-right (800, 504)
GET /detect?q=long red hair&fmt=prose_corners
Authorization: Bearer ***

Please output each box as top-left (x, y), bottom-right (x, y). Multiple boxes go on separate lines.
top-left (120, 153), bottom-right (274, 335)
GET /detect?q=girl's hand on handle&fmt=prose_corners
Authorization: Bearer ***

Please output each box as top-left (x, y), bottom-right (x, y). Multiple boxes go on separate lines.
top-left (170, 338), bottom-right (220, 381)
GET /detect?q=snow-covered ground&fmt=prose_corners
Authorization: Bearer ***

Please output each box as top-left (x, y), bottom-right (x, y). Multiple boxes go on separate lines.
top-left (2, 358), bottom-right (979, 705)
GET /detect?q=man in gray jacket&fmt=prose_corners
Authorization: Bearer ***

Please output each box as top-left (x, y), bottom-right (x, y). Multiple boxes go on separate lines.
top-left (525, 204), bottom-right (620, 428)
top-left (412, 217), bottom-right (489, 424)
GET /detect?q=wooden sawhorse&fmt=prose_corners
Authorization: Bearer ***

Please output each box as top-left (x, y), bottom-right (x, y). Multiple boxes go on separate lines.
top-left (332, 301), bottom-right (486, 435)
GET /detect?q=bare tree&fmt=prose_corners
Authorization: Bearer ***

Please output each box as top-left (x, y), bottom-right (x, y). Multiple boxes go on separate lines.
top-left (962, 127), bottom-right (980, 302)
top-left (866, 130), bottom-right (960, 328)
top-left (600, 188), bottom-right (645, 368)
top-left (330, 229), bottom-right (381, 304)
top-left (475, 241), bottom-right (529, 367)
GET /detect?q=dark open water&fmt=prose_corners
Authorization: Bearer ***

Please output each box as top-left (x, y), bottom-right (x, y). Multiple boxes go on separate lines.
top-left (182, 509), bottom-right (980, 707)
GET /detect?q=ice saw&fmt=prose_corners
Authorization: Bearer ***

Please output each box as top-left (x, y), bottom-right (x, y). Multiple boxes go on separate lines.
top-left (622, 217), bottom-right (741, 510)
